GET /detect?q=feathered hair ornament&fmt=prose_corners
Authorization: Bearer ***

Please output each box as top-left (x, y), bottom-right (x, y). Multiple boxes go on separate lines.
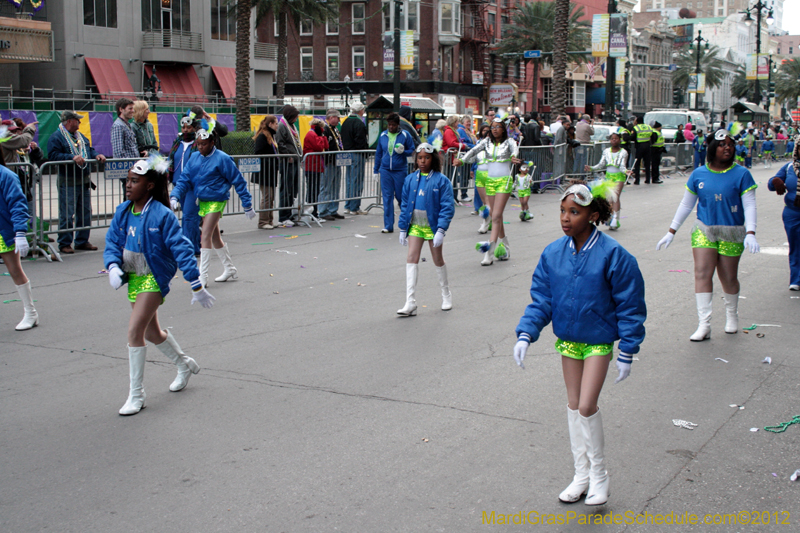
top-left (431, 137), bottom-right (443, 151)
top-left (727, 121), bottom-right (745, 137)
top-left (588, 178), bottom-right (619, 204)
top-left (131, 153), bottom-right (170, 176)
top-left (493, 110), bottom-right (509, 123)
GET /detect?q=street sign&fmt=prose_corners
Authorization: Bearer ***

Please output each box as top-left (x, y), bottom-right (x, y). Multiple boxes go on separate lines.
top-left (104, 160), bottom-right (134, 180)
top-left (237, 157), bottom-right (261, 173)
top-left (335, 153), bottom-right (353, 167)
top-left (523, 50), bottom-right (542, 59)
top-left (669, 64), bottom-right (677, 71)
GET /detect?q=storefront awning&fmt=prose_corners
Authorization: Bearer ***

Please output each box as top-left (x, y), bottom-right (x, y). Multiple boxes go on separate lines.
top-left (730, 102), bottom-right (769, 115)
top-left (84, 58), bottom-right (135, 100)
top-left (211, 66), bottom-right (236, 99)
top-left (144, 64), bottom-right (205, 102)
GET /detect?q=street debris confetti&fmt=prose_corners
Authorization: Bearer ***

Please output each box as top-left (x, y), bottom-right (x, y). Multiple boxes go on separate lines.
top-left (369, 226), bottom-right (380, 228)
top-left (672, 419), bottom-right (698, 430)
top-left (98, 270), bottom-right (108, 274)
top-left (790, 470), bottom-right (800, 482)
top-left (756, 333), bottom-right (765, 338)
top-left (764, 415), bottom-right (800, 433)
top-left (275, 250), bottom-right (297, 255)
top-left (285, 235), bottom-right (299, 239)
top-left (366, 248), bottom-right (376, 251)
top-left (354, 234), bottom-right (367, 238)
top-left (3, 299), bottom-right (37, 304)
top-left (743, 324), bottom-right (781, 330)
top-left (332, 226), bottom-right (341, 229)
top-left (729, 404), bottom-right (745, 410)
top-left (357, 282), bottom-right (366, 286)
top-left (668, 269), bottom-right (690, 273)
top-left (715, 358), bottom-right (729, 363)
top-left (763, 357), bottom-right (772, 364)
top-left (750, 428), bottom-right (759, 432)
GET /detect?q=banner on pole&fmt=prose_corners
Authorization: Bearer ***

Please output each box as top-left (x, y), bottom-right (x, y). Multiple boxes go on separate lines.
top-left (746, 54), bottom-right (757, 80)
top-left (615, 58), bottom-right (626, 85)
top-left (757, 53), bottom-right (769, 80)
top-left (688, 73), bottom-right (706, 94)
top-left (400, 31), bottom-right (414, 71)
top-left (609, 14), bottom-right (628, 58)
top-left (592, 14), bottom-right (609, 57)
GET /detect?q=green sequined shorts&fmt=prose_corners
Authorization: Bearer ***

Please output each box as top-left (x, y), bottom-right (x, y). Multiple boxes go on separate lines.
top-left (485, 176), bottom-right (513, 196)
top-left (517, 188), bottom-right (531, 198)
top-left (198, 200), bottom-right (227, 217)
top-left (607, 171), bottom-right (626, 183)
top-left (555, 338), bottom-right (614, 360)
top-left (408, 224), bottom-right (434, 240)
top-left (691, 228), bottom-right (744, 257)
top-left (475, 170), bottom-right (488, 188)
top-left (127, 272), bottom-right (163, 303)
top-left (0, 233), bottom-right (14, 254)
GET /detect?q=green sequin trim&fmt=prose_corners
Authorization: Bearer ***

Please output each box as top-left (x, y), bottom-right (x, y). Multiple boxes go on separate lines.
top-left (198, 200), bottom-right (227, 217)
top-left (691, 228), bottom-right (744, 257)
top-left (606, 172), bottom-right (626, 183)
top-left (485, 176), bottom-right (513, 196)
top-left (0, 233), bottom-right (14, 253)
top-left (704, 163), bottom-right (736, 174)
top-left (127, 272), bottom-right (162, 303)
top-left (555, 339), bottom-right (614, 360)
top-left (741, 183), bottom-right (758, 195)
top-left (408, 224), bottom-right (434, 240)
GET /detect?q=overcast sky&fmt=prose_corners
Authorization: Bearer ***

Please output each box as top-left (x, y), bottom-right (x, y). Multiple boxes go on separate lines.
top-left (632, 1), bottom-right (797, 34)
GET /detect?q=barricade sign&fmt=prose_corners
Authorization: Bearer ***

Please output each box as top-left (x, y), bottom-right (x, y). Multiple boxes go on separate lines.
top-left (238, 157), bottom-right (261, 173)
top-left (336, 153), bottom-right (353, 167)
top-left (105, 160), bottom-right (135, 180)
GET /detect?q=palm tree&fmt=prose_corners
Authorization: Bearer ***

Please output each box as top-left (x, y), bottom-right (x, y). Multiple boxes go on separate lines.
top-left (551, 0), bottom-right (571, 116)
top-left (235, 0), bottom-right (252, 131)
top-left (730, 65), bottom-right (755, 101)
top-left (671, 45), bottom-right (725, 91)
top-left (254, 0), bottom-right (341, 103)
top-left (775, 58), bottom-right (800, 108)
top-left (495, 2), bottom-right (591, 113)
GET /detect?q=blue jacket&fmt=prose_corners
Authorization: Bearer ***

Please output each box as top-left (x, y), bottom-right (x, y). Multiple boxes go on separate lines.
top-left (692, 136), bottom-right (706, 154)
top-left (46, 128), bottom-right (100, 186)
top-left (373, 129), bottom-right (415, 173)
top-left (171, 147), bottom-right (253, 209)
top-left (104, 199), bottom-right (200, 298)
top-left (516, 228), bottom-right (647, 354)
top-left (0, 166), bottom-right (29, 245)
top-left (457, 124), bottom-right (476, 149)
top-left (398, 170), bottom-right (455, 234)
top-left (762, 140), bottom-right (775, 152)
top-left (769, 162), bottom-right (799, 211)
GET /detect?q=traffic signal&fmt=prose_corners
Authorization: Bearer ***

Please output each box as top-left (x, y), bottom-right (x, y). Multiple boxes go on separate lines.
top-left (614, 86), bottom-right (622, 104)
top-left (769, 80), bottom-right (776, 99)
top-left (673, 87), bottom-right (682, 106)
top-left (360, 89), bottom-right (367, 104)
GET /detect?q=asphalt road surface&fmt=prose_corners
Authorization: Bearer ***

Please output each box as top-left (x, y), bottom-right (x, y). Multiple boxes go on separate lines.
top-left (2, 164), bottom-right (798, 532)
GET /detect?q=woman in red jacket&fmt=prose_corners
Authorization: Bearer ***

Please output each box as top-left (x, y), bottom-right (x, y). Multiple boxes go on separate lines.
top-left (303, 119), bottom-right (328, 218)
top-left (442, 115), bottom-right (469, 204)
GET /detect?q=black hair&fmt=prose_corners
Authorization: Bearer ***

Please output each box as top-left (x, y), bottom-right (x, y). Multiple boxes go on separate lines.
top-left (706, 135), bottom-right (735, 167)
top-left (478, 123), bottom-right (491, 139)
top-left (568, 180), bottom-right (612, 226)
top-left (143, 169), bottom-right (171, 208)
top-left (386, 112), bottom-right (400, 125)
top-left (115, 97), bottom-right (134, 116)
top-left (490, 121), bottom-right (509, 143)
top-left (414, 148), bottom-right (442, 173)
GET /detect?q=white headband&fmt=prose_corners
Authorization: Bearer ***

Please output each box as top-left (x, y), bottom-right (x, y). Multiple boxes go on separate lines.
top-left (560, 184), bottom-right (593, 206)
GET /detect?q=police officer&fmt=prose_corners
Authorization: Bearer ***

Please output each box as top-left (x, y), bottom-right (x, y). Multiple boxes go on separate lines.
top-left (649, 121), bottom-right (665, 185)
top-left (631, 116), bottom-right (654, 185)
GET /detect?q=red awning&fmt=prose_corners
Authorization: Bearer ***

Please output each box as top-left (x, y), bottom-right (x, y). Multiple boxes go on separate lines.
top-left (84, 58), bottom-right (135, 100)
top-left (211, 66), bottom-right (237, 100)
top-left (144, 64), bottom-right (206, 102)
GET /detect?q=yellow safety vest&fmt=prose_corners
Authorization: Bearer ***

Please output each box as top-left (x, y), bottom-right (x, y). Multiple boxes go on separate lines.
top-left (652, 131), bottom-right (665, 148)
top-left (634, 124), bottom-right (653, 143)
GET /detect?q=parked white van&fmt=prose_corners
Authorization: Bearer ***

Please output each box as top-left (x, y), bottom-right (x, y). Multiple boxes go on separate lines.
top-left (643, 109), bottom-right (708, 142)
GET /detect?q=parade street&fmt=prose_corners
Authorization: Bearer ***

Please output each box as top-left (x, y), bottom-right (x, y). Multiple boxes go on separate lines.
top-left (2, 166), bottom-right (798, 532)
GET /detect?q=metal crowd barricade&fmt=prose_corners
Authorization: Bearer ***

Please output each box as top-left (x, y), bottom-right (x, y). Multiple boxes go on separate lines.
top-left (296, 149), bottom-right (379, 227)
top-left (5, 162), bottom-right (54, 261)
top-left (222, 154), bottom-right (300, 229)
top-left (674, 143), bottom-right (694, 174)
top-left (518, 144), bottom-right (563, 193)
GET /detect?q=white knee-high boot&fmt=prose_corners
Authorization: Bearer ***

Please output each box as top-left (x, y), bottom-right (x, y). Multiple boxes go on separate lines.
top-left (690, 292), bottom-right (713, 341)
top-left (15, 281), bottom-right (39, 331)
top-left (559, 406), bottom-right (590, 503)
top-left (214, 243), bottom-right (238, 282)
top-left (119, 345), bottom-right (147, 416)
top-left (199, 248), bottom-right (212, 287)
top-left (155, 330), bottom-right (200, 392)
top-left (397, 263), bottom-right (418, 316)
top-left (495, 236), bottom-right (510, 260)
top-left (581, 408), bottom-right (609, 506)
top-left (723, 292), bottom-right (739, 334)
top-left (435, 265), bottom-right (452, 311)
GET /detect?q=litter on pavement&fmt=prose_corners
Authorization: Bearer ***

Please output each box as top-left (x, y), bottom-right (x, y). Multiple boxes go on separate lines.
top-left (672, 419), bottom-right (698, 430)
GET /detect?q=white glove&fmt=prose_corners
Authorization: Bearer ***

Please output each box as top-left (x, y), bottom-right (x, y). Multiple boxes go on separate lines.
top-left (656, 232), bottom-right (674, 250)
top-left (433, 229), bottom-right (445, 248)
top-left (191, 287), bottom-right (216, 309)
top-left (394, 143), bottom-right (405, 155)
top-left (399, 231), bottom-right (408, 246)
top-left (170, 197), bottom-right (180, 211)
top-left (244, 207), bottom-right (256, 220)
top-left (744, 234), bottom-right (760, 254)
top-left (513, 339), bottom-right (530, 369)
top-left (108, 264), bottom-right (125, 290)
top-left (615, 352), bottom-right (632, 384)
top-left (14, 232), bottom-right (29, 257)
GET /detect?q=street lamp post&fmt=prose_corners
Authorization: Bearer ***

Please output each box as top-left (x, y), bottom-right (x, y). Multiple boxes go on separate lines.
top-left (603, 0), bottom-right (617, 122)
top-left (741, 1), bottom-right (775, 105)
top-left (689, 24), bottom-right (709, 112)
top-left (343, 75), bottom-right (351, 107)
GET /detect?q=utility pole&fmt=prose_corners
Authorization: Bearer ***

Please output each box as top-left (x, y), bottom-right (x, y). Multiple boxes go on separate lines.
top-left (603, 0), bottom-right (617, 122)
top-left (740, 1), bottom-right (775, 105)
top-left (393, 0), bottom-right (401, 112)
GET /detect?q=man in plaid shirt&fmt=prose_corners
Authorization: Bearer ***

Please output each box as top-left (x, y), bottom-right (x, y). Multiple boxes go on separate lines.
top-left (111, 98), bottom-right (138, 159)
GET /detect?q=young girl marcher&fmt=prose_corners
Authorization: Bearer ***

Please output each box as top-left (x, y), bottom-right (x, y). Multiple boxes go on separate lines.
top-left (170, 125), bottom-right (255, 286)
top-left (168, 113), bottom-right (200, 255)
top-left (475, 122), bottom-right (492, 233)
top-left (105, 158), bottom-right (216, 415)
top-left (514, 181), bottom-right (646, 506)
top-left (1, 163), bottom-right (39, 330)
top-left (584, 131), bottom-right (631, 230)
top-left (455, 116), bottom-right (522, 265)
top-left (656, 129), bottom-right (759, 341)
top-left (396, 143), bottom-right (455, 315)
top-left (515, 162), bottom-right (534, 221)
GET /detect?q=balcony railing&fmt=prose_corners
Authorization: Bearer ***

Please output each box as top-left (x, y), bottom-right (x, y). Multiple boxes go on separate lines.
top-left (254, 42), bottom-right (278, 61)
top-left (142, 30), bottom-right (203, 51)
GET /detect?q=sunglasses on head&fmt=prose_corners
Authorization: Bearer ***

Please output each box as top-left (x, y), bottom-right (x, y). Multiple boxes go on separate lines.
top-left (415, 143), bottom-right (435, 154)
top-left (714, 130), bottom-right (734, 141)
top-left (560, 184), bottom-right (593, 207)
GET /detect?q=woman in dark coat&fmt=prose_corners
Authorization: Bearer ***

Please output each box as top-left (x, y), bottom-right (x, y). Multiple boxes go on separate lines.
top-left (252, 115), bottom-right (280, 229)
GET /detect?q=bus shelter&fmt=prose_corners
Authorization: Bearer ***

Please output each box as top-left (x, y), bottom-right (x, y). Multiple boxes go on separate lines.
top-left (365, 96), bottom-right (445, 147)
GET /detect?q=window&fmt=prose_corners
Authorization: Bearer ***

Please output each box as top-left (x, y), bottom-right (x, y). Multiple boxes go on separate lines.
top-left (327, 19), bottom-right (338, 35)
top-left (301, 47), bottom-right (313, 73)
top-left (568, 82), bottom-right (585, 107)
top-left (327, 46), bottom-right (339, 81)
top-left (353, 46), bottom-right (366, 73)
top-left (488, 12), bottom-right (496, 44)
top-left (142, 0), bottom-right (190, 32)
top-left (211, 0), bottom-right (235, 41)
top-left (382, 1), bottom-right (420, 33)
top-left (299, 19), bottom-right (313, 36)
top-left (84, 0), bottom-right (117, 28)
top-left (353, 4), bottom-right (366, 34)
top-left (542, 78), bottom-right (551, 106)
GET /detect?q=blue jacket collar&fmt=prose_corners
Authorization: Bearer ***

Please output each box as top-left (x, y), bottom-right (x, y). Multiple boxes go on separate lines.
top-left (568, 226), bottom-right (600, 251)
